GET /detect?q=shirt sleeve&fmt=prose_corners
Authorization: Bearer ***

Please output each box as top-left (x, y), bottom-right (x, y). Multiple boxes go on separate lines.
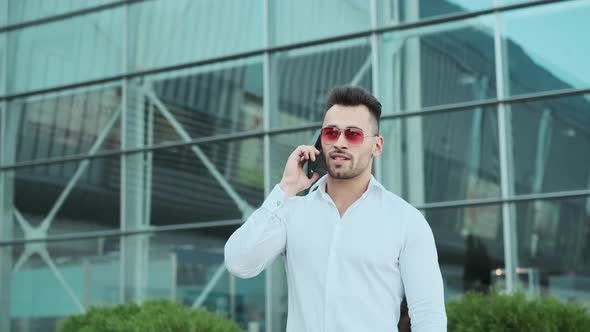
top-left (224, 184), bottom-right (291, 279)
top-left (399, 208), bottom-right (447, 331)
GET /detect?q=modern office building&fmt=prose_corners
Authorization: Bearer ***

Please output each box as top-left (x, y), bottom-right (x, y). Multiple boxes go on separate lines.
top-left (0, 0), bottom-right (589, 331)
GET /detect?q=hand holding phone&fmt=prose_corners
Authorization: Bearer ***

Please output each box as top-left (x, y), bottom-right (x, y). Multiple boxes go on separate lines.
top-left (279, 144), bottom-right (321, 197)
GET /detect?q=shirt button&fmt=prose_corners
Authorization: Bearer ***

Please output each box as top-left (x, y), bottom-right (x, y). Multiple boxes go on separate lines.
top-left (276, 201), bottom-right (281, 207)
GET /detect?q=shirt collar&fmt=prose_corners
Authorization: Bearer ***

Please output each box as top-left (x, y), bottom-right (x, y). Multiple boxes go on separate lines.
top-left (310, 174), bottom-right (385, 200)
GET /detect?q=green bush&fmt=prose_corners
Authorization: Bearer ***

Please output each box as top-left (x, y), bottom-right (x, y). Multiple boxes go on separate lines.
top-left (446, 291), bottom-right (590, 332)
top-left (57, 299), bottom-right (242, 332)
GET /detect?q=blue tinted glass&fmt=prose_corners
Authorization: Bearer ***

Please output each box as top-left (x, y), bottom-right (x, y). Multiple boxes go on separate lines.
top-left (8, 0), bottom-right (117, 24)
top-left (509, 94), bottom-right (590, 195)
top-left (379, 16), bottom-right (496, 114)
top-left (504, 0), bottom-right (590, 96)
top-left (8, 8), bottom-right (123, 94)
top-left (128, 0), bottom-right (263, 72)
top-left (271, 0), bottom-right (371, 46)
top-left (378, 0), bottom-right (493, 26)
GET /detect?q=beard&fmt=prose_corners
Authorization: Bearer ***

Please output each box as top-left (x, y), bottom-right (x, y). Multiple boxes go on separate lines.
top-left (323, 149), bottom-right (372, 180)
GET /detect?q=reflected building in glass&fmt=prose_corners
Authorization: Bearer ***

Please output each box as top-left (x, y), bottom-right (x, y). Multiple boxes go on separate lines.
top-left (1, 0), bottom-right (589, 331)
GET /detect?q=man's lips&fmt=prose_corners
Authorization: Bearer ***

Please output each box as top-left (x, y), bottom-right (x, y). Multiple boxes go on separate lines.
top-left (329, 152), bottom-right (351, 165)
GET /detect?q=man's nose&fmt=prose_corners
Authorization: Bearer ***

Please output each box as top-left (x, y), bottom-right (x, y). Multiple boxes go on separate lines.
top-left (333, 132), bottom-right (348, 149)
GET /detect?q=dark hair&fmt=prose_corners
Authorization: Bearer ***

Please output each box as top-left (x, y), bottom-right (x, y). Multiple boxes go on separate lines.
top-left (324, 86), bottom-right (382, 133)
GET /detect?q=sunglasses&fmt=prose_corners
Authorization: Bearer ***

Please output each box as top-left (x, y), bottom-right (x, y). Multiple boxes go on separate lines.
top-left (320, 126), bottom-right (378, 145)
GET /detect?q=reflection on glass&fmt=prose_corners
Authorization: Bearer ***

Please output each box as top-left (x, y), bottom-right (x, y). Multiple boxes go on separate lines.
top-left (381, 107), bottom-right (500, 205)
top-left (136, 228), bottom-right (266, 330)
top-left (378, 0), bottom-right (493, 25)
top-left (7, 0), bottom-right (116, 25)
top-left (424, 204), bottom-right (504, 299)
top-left (128, 0), bottom-right (263, 71)
top-left (148, 139), bottom-right (264, 226)
top-left (379, 15), bottom-right (496, 114)
top-left (10, 85), bottom-right (121, 163)
top-left (7, 8), bottom-right (123, 94)
top-left (10, 238), bottom-right (120, 331)
top-left (509, 94), bottom-right (590, 195)
top-left (0, 0), bottom-right (6, 27)
top-left (270, 38), bottom-right (372, 128)
top-left (503, 0), bottom-right (590, 96)
top-left (270, 0), bottom-right (370, 46)
top-left (13, 156), bottom-right (121, 239)
top-left (145, 58), bottom-right (263, 145)
top-left (513, 197), bottom-right (590, 302)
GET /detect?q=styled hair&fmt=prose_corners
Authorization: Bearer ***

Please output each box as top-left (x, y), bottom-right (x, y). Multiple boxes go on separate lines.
top-left (324, 86), bottom-right (382, 133)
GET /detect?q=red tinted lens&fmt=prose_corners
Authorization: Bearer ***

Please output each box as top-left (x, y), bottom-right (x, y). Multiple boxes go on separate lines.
top-left (344, 128), bottom-right (365, 144)
top-left (321, 127), bottom-right (341, 143)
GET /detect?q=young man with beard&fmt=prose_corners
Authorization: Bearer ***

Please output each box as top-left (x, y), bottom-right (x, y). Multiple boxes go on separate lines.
top-left (224, 86), bottom-right (447, 331)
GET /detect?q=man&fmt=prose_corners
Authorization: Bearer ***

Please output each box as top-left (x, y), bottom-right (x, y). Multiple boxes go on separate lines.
top-left (224, 86), bottom-right (447, 331)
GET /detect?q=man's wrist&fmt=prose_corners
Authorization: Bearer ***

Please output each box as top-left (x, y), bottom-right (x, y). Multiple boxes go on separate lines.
top-left (278, 181), bottom-right (298, 197)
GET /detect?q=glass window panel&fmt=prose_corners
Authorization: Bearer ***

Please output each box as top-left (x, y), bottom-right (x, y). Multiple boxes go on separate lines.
top-left (7, 8), bottom-right (123, 94)
top-left (138, 57), bottom-right (263, 147)
top-left (513, 196), bottom-right (590, 302)
top-left (9, 238), bottom-right (120, 331)
top-left (8, 0), bottom-right (118, 25)
top-left (133, 228), bottom-right (266, 329)
top-left (503, 0), bottom-right (590, 96)
top-left (270, 0), bottom-right (371, 46)
top-left (270, 38), bottom-right (372, 129)
top-left (379, 15), bottom-right (496, 114)
top-left (0, 0), bottom-right (6, 27)
top-left (148, 138), bottom-right (264, 227)
top-left (10, 85), bottom-right (122, 163)
top-left (128, 0), bottom-right (263, 72)
top-left (13, 156), bottom-right (121, 239)
top-left (378, 0), bottom-right (493, 26)
top-left (509, 94), bottom-right (590, 195)
top-left (424, 204), bottom-right (504, 299)
top-left (381, 107), bottom-right (500, 205)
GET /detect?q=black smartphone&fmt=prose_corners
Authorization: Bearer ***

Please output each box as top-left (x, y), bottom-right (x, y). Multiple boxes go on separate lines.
top-left (306, 132), bottom-right (327, 180)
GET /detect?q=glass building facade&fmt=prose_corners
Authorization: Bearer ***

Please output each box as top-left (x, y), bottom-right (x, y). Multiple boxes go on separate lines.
top-left (1, 0), bottom-right (589, 331)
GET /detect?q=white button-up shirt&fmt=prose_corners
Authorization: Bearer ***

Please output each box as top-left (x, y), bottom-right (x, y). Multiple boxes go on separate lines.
top-left (224, 175), bottom-right (447, 331)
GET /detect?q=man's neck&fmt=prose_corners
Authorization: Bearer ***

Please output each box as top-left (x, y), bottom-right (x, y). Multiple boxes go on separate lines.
top-left (325, 171), bottom-right (372, 210)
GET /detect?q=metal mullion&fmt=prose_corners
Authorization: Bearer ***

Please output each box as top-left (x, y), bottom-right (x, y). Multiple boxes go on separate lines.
top-left (0, 218), bottom-right (243, 247)
top-left (370, 0), bottom-right (382, 182)
top-left (494, 4), bottom-right (518, 293)
top-left (262, 0), bottom-right (273, 330)
top-left (119, 0), bottom-right (129, 304)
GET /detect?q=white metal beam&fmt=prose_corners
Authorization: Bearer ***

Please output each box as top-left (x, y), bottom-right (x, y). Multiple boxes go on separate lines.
top-left (143, 86), bottom-right (255, 219)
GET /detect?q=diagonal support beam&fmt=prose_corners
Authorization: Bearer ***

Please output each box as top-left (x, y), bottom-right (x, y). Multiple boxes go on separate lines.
top-left (12, 248), bottom-right (33, 273)
top-left (192, 263), bottom-right (226, 308)
top-left (39, 106), bottom-right (122, 232)
top-left (143, 86), bottom-right (254, 219)
top-left (10, 106), bottom-right (120, 312)
top-left (39, 250), bottom-right (85, 313)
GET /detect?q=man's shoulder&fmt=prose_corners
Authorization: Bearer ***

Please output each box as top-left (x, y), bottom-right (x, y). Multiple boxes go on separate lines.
top-left (373, 186), bottom-right (425, 222)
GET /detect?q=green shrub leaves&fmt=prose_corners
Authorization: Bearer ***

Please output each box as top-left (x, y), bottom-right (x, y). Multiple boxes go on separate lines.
top-left (446, 292), bottom-right (590, 332)
top-left (57, 299), bottom-right (242, 332)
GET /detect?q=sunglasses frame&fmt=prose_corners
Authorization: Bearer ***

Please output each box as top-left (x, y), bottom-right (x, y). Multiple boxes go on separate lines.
top-left (320, 126), bottom-right (378, 145)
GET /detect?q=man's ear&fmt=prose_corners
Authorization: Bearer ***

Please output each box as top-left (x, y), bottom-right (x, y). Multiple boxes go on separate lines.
top-left (372, 136), bottom-right (384, 157)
